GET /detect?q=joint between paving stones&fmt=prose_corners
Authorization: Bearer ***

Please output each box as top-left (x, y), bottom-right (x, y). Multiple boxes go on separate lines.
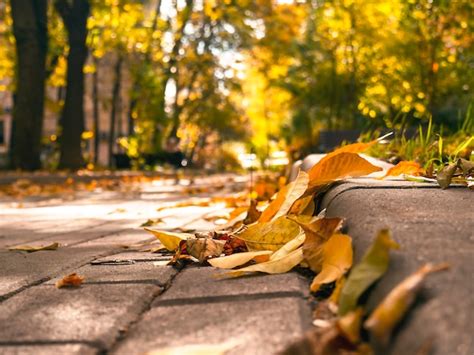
top-left (105, 265), bottom-right (183, 354)
top-left (153, 290), bottom-right (306, 308)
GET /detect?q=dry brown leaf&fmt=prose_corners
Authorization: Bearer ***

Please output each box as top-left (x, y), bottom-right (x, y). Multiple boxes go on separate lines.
top-left (436, 162), bottom-right (458, 189)
top-left (243, 199), bottom-right (262, 224)
top-left (289, 195), bottom-right (315, 215)
top-left (236, 216), bottom-right (301, 251)
top-left (290, 216), bottom-right (344, 272)
top-left (225, 246), bottom-right (304, 277)
top-left (140, 218), bottom-right (164, 227)
top-left (258, 170), bottom-right (309, 223)
top-left (308, 152), bottom-right (382, 189)
top-left (55, 273), bottom-right (85, 288)
top-left (208, 250), bottom-right (272, 269)
top-left (144, 228), bottom-right (192, 251)
top-left (8, 242), bottom-right (60, 253)
top-left (186, 237), bottom-right (226, 262)
top-left (364, 263), bottom-right (450, 345)
top-left (380, 161), bottom-right (424, 179)
top-left (310, 234), bottom-right (353, 292)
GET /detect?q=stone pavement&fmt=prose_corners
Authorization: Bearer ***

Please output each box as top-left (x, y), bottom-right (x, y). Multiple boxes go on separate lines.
top-left (0, 174), bottom-right (313, 355)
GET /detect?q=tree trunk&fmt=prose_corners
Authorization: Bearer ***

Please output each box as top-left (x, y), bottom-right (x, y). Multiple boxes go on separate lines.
top-left (108, 55), bottom-right (123, 167)
top-left (92, 56), bottom-right (100, 164)
top-left (55, 0), bottom-right (90, 170)
top-left (10, 0), bottom-right (48, 170)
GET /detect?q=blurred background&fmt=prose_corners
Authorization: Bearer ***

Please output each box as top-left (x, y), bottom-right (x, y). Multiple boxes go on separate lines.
top-left (0, 0), bottom-right (472, 172)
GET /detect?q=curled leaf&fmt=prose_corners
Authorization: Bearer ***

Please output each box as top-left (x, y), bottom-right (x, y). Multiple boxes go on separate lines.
top-left (381, 161), bottom-right (424, 179)
top-left (55, 273), bottom-right (85, 288)
top-left (364, 263), bottom-right (450, 345)
top-left (290, 216), bottom-right (344, 272)
top-left (225, 247), bottom-right (304, 277)
top-left (436, 162), bottom-right (458, 189)
top-left (338, 229), bottom-right (399, 316)
top-left (243, 199), bottom-right (262, 224)
top-left (144, 228), bottom-right (192, 251)
top-left (259, 170), bottom-right (309, 223)
top-left (8, 242), bottom-right (60, 253)
top-left (236, 216), bottom-right (301, 251)
top-left (308, 152), bottom-right (382, 189)
top-left (186, 237), bottom-right (226, 263)
top-left (208, 250), bottom-right (272, 269)
top-left (310, 234), bottom-right (353, 293)
top-left (289, 195), bottom-right (315, 215)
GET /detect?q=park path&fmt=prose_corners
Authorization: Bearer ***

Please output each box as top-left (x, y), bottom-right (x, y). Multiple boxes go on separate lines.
top-left (0, 174), bottom-right (312, 355)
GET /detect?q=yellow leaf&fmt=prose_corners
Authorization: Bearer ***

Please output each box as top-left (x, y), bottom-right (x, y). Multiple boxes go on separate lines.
top-left (308, 152), bottom-right (382, 189)
top-left (144, 228), bottom-right (192, 251)
top-left (290, 216), bottom-right (344, 272)
top-left (236, 216), bottom-right (301, 251)
top-left (380, 161), bottom-right (424, 179)
top-left (8, 242), bottom-right (60, 253)
top-left (259, 170), bottom-right (309, 223)
top-left (310, 234), bottom-right (353, 292)
top-left (270, 231), bottom-right (305, 261)
top-left (337, 308), bottom-right (364, 344)
top-left (289, 195), bottom-right (315, 215)
top-left (55, 273), bottom-right (85, 289)
top-left (364, 263), bottom-right (450, 345)
top-left (186, 237), bottom-right (226, 262)
top-left (208, 250), bottom-right (272, 269)
top-left (321, 140), bottom-right (378, 164)
top-left (226, 247), bottom-right (304, 277)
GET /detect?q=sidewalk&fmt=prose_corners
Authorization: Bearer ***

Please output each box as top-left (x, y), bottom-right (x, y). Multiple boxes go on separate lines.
top-left (0, 174), bottom-right (312, 354)
top-left (0, 174), bottom-right (472, 354)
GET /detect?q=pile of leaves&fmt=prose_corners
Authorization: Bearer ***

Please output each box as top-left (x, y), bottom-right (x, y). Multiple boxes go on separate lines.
top-left (145, 141), bottom-right (454, 353)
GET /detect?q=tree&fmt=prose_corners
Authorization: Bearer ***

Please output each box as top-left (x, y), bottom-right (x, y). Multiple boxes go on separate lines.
top-left (55, 0), bottom-right (89, 170)
top-left (9, 0), bottom-right (48, 170)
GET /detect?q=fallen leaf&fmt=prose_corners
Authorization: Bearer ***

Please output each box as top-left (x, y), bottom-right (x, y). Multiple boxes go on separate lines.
top-left (243, 199), bottom-right (262, 224)
top-left (436, 162), bottom-right (458, 189)
top-left (308, 152), bottom-right (382, 189)
top-left (55, 273), bottom-right (85, 288)
top-left (144, 228), bottom-right (192, 251)
top-left (364, 263), bottom-right (450, 345)
top-left (236, 216), bottom-right (301, 251)
top-left (337, 308), bottom-right (364, 344)
top-left (186, 237), bottom-right (226, 262)
top-left (380, 161), bottom-right (424, 179)
top-left (146, 341), bottom-right (239, 355)
top-left (320, 139), bottom-right (380, 165)
top-left (258, 170), bottom-right (309, 223)
top-left (225, 247), bottom-right (304, 277)
top-left (289, 195), bottom-right (315, 215)
top-left (208, 250), bottom-right (272, 269)
top-left (458, 158), bottom-right (474, 176)
top-left (338, 229), bottom-right (399, 316)
top-left (328, 276), bottom-right (346, 310)
top-left (8, 242), bottom-right (60, 253)
top-left (140, 218), bottom-right (164, 227)
top-left (270, 231), bottom-right (305, 261)
top-left (290, 216), bottom-right (344, 272)
top-left (310, 234), bottom-right (353, 293)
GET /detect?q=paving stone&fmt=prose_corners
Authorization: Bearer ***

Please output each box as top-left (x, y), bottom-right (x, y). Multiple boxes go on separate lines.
top-left (0, 344), bottom-right (97, 355)
top-left (321, 184), bottom-right (474, 355)
top-left (113, 297), bottom-right (312, 355)
top-left (0, 283), bottom-right (161, 351)
top-left (156, 266), bottom-right (310, 304)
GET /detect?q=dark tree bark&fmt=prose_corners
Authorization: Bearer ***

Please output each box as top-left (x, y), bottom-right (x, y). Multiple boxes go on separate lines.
top-left (108, 55), bottom-right (123, 167)
top-left (55, 0), bottom-right (90, 170)
top-left (92, 56), bottom-right (100, 164)
top-left (10, 0), bottom-right (48, 170)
